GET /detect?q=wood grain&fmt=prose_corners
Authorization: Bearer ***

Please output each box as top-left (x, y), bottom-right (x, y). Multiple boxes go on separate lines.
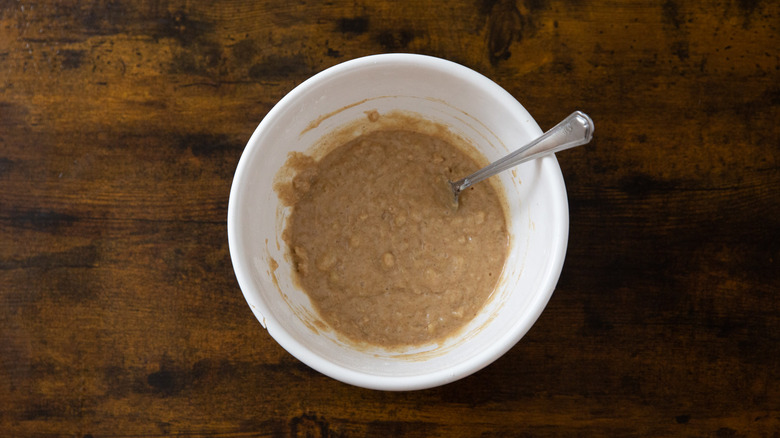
top-left (1, 0), bottom-right (778, 436)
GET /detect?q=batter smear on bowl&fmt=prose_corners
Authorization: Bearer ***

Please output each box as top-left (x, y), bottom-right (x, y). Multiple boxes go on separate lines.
top-left (279, 127), bottom-right (509, 348)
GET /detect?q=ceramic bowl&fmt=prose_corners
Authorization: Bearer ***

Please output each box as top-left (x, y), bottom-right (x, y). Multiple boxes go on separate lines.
top-left (227, 54), bottom-right (569, 390)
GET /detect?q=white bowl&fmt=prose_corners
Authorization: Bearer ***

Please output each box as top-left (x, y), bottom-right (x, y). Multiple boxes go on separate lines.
top-left (227, 54), bottom-right (569, 391)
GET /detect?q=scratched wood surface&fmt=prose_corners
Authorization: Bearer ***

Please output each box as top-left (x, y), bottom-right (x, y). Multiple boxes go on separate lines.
top-left (1, 0), bottom-right (778, 436)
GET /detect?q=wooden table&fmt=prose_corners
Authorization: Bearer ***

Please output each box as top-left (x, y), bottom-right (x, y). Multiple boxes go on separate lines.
top-left (2, 1), bottom-right (778, 436)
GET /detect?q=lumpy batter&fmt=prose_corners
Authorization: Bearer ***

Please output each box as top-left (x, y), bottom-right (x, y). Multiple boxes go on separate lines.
top-left (281, 129), bottom-right (508, 348)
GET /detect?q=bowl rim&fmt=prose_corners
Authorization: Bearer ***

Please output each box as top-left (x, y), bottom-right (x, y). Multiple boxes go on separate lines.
top-left (227, 53), bottom-right (569, 391)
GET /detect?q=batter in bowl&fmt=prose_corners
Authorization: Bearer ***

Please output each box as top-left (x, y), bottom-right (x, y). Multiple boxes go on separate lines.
top-left (278, 123), bottom-right (509, 348)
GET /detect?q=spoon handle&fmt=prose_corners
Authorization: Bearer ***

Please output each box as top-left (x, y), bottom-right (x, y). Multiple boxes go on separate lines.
top-left (452, 111), bottom-right (594, 192)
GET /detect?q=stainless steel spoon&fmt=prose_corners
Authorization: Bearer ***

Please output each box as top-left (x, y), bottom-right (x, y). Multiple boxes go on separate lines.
top-left (449, 111), bottom-right (594, 206)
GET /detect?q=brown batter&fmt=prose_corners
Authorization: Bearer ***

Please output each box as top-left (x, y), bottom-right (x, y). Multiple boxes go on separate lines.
top-left (279, 125), bottom-right (508, 348)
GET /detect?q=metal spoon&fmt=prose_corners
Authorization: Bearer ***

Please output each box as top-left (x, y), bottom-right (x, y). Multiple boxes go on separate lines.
top-left (449, 111), bottom-right (594, 207)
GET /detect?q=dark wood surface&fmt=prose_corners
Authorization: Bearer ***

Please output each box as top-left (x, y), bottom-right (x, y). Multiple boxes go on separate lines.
top-left (1, 0), bottom-right (778, 436)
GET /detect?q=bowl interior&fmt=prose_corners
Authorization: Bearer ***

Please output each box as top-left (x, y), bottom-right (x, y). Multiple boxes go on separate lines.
top-left (228, 54), bottom-right (568, 390)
